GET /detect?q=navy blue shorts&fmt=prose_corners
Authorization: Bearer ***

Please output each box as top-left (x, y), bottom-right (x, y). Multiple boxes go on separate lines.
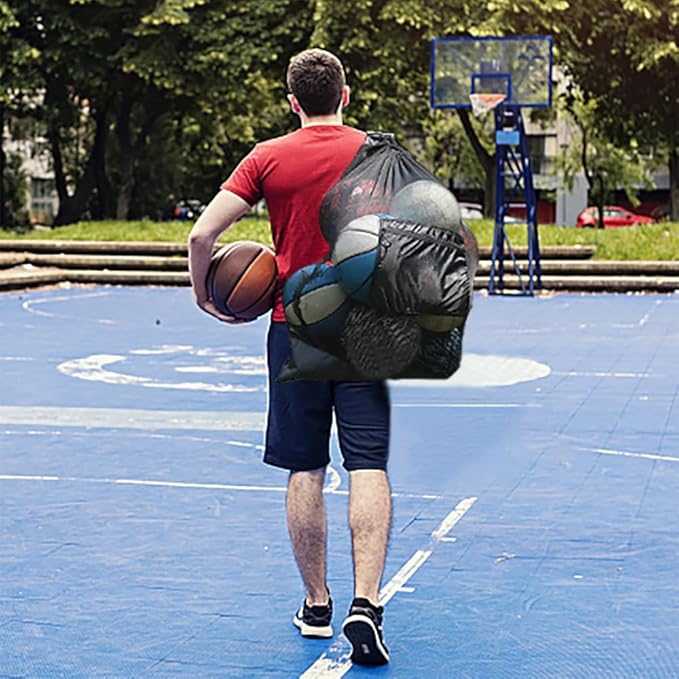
top-left (265, 322), bottom-right (390, 472)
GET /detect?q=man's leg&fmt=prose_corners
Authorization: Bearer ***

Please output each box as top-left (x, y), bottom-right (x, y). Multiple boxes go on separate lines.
top-left (286, 467), bottom-right (329, 605)
top-left (348, 469), bottom-right (391, 604)
top-left (264, 322), bottom-right (334, 637)
top-left (334, 379), bottom-right (391, 664)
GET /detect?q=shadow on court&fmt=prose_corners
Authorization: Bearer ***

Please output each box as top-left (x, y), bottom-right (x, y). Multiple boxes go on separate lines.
top-left (1, 287), bottom-right (678, 677)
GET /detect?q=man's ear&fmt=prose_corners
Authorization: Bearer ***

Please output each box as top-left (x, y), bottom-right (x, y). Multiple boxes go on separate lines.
top-left (341, 85), bottom-right (350, 109)
top-left (287, 93), bottom-right (302, 115)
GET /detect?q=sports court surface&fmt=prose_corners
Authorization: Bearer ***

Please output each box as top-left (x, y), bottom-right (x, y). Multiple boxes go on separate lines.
top-left (1, 286), bottom-right (678, 678)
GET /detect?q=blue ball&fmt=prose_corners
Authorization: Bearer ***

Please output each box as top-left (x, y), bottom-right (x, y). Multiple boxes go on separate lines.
top-left (331, 214), bottom-right (381, 303)
top-left (283, 263), bottom-right (352, 346)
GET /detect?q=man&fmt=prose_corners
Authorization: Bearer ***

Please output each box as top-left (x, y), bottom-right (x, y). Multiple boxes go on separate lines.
top-left (188, 49), bottom-right (391, 666)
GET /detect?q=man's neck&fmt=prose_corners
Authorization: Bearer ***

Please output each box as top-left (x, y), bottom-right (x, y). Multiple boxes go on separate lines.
top-left (300, 113), bottom-right (343, 128)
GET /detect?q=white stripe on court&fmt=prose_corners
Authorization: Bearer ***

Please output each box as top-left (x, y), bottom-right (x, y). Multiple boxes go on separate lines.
top-left (586, 447), bottom-right (679, 464)
top-left (0, 406), bottom-right (265, 431)
top-left (393, 403), bottom-right (541, 409)
top-left (57, 355), bottom-right (260, 393)
top-left (552, 371), bottom-right (651, 378)
top-left (300, 496), bottom-right (477, 679)
top-left (0, 474), bottom-right (443, 500)
top-left (0, 474), bottom-right (290, 493)
top-left (22, 291), bottom-right (114, 323)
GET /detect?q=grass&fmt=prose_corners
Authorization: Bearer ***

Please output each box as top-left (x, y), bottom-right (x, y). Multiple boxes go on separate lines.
top-left (466, 220), bottom-right (679, 261)
top-left (3, 217), bottom-right (679, 260)
top-left (0, 216), bottom-right (274, 247)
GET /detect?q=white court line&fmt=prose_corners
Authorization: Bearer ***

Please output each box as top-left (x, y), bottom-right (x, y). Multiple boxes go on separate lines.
top-left (0, 429), bottom-right (266, 450)
top-left (300, 496), bottom-right (477, 679)
top-left (0, 406), bottom-right (265, 431)
top-left (393, 403), bottom-right (541, 409)
top-left (22, 291), bottom-right (114, 323)
top-left (585, 447), bottom-right (679, 464)
top-left (552, 371), bottom-right (651, 378)
top-left (0, 474), bottom-right (442, 500)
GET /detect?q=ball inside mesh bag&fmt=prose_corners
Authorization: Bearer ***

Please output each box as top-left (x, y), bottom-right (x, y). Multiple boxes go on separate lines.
top-left (342, 305), bottom-right (422, 379)
top-left (390, 180), bottom-right (462, 232)
top-left (331, 214), bottom-right (381, 303)
top-left (418, 327), bottom-right (464, 377)
top-left (283, 263), bottom-right (351, 348)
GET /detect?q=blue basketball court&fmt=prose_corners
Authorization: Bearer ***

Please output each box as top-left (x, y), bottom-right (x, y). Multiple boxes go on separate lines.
top-left (1, 286), bottom-right (678, 677)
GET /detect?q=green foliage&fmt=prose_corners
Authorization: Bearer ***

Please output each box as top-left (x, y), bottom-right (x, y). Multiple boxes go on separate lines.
top-left (0, 1), bottom-right (41, 108)
top-left (483, 0), bottom-right (679, 216)
top-left (3, 0), bottom-right (314, 224)
top-left (556, 87), bottom-right (655, 207)
top-left (309, 0), bottom-right (476, 133)
top-left (417, 110), bottom-right (485, 189)
top-left (4, 0), bottom-right (678, 225)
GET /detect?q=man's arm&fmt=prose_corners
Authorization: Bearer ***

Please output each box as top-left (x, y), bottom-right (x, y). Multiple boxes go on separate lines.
top-left (188, 189), bottom-right (252, 322)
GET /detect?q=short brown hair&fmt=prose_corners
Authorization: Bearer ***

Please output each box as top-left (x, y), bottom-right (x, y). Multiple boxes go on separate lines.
top-left (286, 49), bottom-right (346, 117)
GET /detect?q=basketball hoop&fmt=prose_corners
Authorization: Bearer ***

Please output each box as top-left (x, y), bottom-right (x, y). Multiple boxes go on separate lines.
top-left (469, 93), bottom-right (506, 118)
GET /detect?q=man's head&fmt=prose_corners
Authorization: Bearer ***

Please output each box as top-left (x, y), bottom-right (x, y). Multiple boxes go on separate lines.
top-left (286, 48), bottom-right (348, 118)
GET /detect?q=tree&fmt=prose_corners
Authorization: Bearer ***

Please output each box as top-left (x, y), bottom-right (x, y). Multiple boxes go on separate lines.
top-left (5, 0), bottom-right (315, 224)
top-left (419, 109), bottom-right (485, 192)
top-left (0, 0), bottom-right (40, 227)
top-left (309, 0), bottom-right (497, 208)
top-left (558, 86), bottom-right (654, 227)
top-left (561, 0), bottom-right (679, 219)
top-left (480, 0), bottom-right (679, 219)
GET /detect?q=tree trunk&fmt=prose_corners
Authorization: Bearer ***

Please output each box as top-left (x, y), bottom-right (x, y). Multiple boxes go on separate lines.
top-left (0, 103), bottom-right (6, 227)
top-left (595, 174), bottom-right (605, 229)
top-left (114, 93), bottom-right (134, 220)
top-left (484, 166), bottom-right (497, 219)
top-left (114, 92), bottom-right (159, 220)
top-left (457, 109), bottom-right (495, 216)
top-left (51, 109), bottom-right (108, 226)
top-left (116, 161), bottom-right (134, 220)
top-left (670, 148), bottom-right (679, 222)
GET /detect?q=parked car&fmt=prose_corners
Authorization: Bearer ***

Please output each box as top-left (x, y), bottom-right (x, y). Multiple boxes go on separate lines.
top-left (576, 206), bottom-right (656, 228)
top-left (174, 199), bottom-right (206, 221)
top-left (458, 201), bottom-right (523, 223)
top-left (459, 202), bottom-right (484, 221)
top-left (650, 204), bottom-right (670, 222)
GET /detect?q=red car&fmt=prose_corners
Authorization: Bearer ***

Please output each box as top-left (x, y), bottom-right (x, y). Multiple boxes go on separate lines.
top-left (576, 206), bottom-right (656, 228)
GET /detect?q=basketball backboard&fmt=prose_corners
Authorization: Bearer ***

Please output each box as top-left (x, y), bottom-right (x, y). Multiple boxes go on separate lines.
top-left (430, 35), bottom-right (553, 109)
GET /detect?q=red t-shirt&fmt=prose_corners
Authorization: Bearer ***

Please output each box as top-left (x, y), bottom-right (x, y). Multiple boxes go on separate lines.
top-left (221, 125), bottom-right (366, 321)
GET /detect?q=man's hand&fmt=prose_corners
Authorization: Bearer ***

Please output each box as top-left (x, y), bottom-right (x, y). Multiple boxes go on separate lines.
top-left (195, 297), bottom-right (248, 324)
top-left (188, 190), bottom-right (252, 321)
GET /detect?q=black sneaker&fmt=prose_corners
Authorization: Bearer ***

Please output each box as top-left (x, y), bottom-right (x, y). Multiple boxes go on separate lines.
top-left (342, 597), bottom-right (389, 665)
top-left (293, 596), bottom-right (333, 638)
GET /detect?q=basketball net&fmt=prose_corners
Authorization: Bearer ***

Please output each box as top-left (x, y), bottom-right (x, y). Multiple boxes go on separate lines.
top-left (469, 93), bottom-right (506, 118)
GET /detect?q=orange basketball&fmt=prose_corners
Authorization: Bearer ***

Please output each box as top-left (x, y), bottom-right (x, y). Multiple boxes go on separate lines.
top-left (206, 241), bottom-right (277, 321)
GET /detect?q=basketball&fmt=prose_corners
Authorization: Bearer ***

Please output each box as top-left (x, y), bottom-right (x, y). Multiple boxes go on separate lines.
top-left (331, 214), bottom-right (381, 303)
top-left (416, 313), bottom-right (459, 333)
top-left (283, 262), bottom-right (352, 347)
top-left (390, 180), bottom-right (462, 231)
top-left (342, 305), bottom-right (422, 379)
top-left (460, 221), bottom-right (480, 278)
top-left (206, 241), bottom-right (277, 321)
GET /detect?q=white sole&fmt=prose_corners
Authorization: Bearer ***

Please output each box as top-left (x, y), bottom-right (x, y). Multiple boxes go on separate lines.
top-left (342, 614), bottom-right (390, 665)
top-left (293, 613), bottom-right (333, 638)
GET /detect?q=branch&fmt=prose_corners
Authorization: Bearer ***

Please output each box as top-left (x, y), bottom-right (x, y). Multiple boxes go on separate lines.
top-left (457, 109), bottom-right (493, 171)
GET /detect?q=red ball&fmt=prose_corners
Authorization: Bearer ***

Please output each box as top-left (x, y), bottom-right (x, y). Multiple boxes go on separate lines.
top-left (206, 241), bottom-right (277, 321)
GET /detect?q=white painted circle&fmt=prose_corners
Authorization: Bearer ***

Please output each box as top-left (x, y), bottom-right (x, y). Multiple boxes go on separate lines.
top-left (396, 353), bottom-right (550, 388)
top-left (57, 347), bottom-right (549, 392)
